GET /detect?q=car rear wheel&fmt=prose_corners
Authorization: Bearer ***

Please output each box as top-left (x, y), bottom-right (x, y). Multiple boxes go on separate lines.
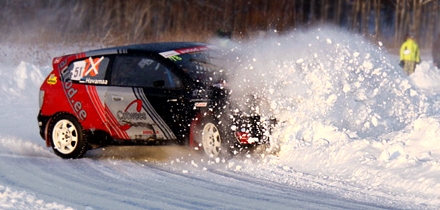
top-left (48, 114), bottom-right (88, 159)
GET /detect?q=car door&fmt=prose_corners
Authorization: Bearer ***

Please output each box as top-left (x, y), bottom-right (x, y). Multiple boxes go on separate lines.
top-left (105, 55), bottom-right (188, 141)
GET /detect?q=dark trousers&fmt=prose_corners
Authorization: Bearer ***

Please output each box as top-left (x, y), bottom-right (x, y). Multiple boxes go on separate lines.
top-left (403, 60), bottom-right (416, 75)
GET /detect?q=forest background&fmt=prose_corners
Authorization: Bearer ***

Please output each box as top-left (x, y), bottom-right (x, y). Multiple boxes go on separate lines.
top-left (1, 0), bottom-right (439, 49)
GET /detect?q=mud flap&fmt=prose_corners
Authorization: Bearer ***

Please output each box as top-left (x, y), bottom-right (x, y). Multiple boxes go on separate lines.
top-left (44, 117), bottom-right (53, 147)
top-left (189, 112), bottom-right (203, 150)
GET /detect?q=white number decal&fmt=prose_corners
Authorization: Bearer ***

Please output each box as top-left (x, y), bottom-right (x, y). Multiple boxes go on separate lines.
top-left (70, 61), bottom-right (86, 81)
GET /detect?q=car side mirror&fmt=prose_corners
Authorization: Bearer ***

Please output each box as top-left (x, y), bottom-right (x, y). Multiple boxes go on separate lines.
top-left (153, 80), bottom-right (165, 87)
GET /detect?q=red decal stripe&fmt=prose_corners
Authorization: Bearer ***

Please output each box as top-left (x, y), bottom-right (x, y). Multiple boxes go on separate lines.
top-left (105, 105), bottom-right (130, 139)
top-left (86, 85), bottom-right (109, 130)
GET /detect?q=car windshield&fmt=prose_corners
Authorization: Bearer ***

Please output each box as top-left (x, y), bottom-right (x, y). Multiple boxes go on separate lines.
top-left (173, 50), bottom-right (228, 85)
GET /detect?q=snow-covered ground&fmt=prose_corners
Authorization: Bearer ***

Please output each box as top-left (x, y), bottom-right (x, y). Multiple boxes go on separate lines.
top-left (1, 27), bottom-right (440, 209)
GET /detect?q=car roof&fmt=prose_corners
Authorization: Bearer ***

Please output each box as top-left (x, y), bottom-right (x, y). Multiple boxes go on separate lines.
top-left (84, 42), bottom-right (209, 57)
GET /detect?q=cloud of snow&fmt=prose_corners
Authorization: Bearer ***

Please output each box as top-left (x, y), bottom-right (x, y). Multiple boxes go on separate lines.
top-left (214, 26), bottom-right (437, 140)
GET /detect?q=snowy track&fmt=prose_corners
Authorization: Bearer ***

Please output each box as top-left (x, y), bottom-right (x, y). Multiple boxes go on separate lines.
top-left (0, 144), bottom-right (405, 210)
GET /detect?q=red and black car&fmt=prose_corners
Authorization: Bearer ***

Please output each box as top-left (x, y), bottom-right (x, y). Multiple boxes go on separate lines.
top-left (38, 42), bottom-right (274, 159)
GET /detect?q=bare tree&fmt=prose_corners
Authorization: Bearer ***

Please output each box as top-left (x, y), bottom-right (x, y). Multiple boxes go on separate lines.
top-left (361, 0), bottom-right (371, 35)
top-left (351, 0), bottom-right (361, 32)
top-left (334, 0), bottom-right (343, 25)
top-left (373, 0), bottom-right (382, 39)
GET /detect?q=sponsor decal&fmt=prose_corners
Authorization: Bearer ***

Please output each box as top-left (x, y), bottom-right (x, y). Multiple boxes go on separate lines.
top-left (53, 57), bottom-right (62, 64)
top-left (159, 46), bottom-right (209, 59)
top-left (60, 68), bottom-right (87, 120)
top-left (142, 130), bottom-right (159, 135)
top-left (175, 46), bottom-right (209, 54)
top-left (138, 58), bottom-right (154, 68)
top-left (194, 102), bottom-right (208, 107)
top-left (58, 59), bottom-right (68, 70)
top-left (79, 78), bottom-right (108, 85)
top-left (83, 57), bottom-right (104, 77)
top-left (47, 74), bottom-right (57, 85)
top-left (169, 55), bottom-right (182, 61)
top-left (117, 110), bottom-right (147, 121)
top-left (159, 50), bottom-right (179, 58)
top-left (117, 99), bottom-right (147, 131)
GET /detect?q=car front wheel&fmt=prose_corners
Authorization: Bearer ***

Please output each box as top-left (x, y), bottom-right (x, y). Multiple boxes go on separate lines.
top-left (193, 116), bottom-right (233, 159)
top-left (48, 114), bottom-right (88, 159)
top-left (201, 122), bottom-right (223, 157)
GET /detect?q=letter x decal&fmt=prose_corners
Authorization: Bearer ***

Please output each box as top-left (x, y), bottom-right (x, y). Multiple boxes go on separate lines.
top-left (83, 56), bottom-right (104, 77)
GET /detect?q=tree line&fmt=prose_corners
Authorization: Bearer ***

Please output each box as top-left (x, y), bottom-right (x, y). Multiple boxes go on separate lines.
top-left (1, 0), bottom-right (439, 48)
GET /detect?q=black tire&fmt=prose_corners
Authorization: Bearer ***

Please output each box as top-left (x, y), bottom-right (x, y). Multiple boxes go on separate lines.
top-left (194, 116), bottom-right (234, 159)
top-left (48, 114), bottom-right (88, 159)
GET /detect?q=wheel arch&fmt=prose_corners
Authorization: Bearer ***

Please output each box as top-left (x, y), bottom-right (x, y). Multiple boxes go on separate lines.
top-left (189, 111), bottom-right (217, 148)
top-left (189, 111), bottom-right (236, 158)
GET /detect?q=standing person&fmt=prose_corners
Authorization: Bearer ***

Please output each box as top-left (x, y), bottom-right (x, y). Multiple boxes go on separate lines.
top-left (215, 29), bottom-right (232, 47)
top-left (432, 34), bottom-right (440, 69)
top-left (400, 34), bottom-right (420, 75)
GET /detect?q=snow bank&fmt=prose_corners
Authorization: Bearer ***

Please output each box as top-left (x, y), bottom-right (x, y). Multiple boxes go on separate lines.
top-left (0, 185), bottom-right (72, 210)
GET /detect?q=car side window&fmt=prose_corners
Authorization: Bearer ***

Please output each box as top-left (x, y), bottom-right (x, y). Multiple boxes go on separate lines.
top-left (111, 56), bottom-right (182, 88)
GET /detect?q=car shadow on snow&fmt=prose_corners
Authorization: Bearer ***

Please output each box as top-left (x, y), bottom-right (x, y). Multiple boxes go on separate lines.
top-left (84, 145), bottom-right (202, 162)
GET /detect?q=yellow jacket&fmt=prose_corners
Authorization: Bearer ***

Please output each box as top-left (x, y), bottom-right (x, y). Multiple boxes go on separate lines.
top-left (400, 38), bottom-right (420, 62)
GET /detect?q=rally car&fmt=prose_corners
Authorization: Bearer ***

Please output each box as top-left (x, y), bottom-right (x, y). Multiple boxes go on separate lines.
top-left (37, 42), bottom-right (274, 159)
